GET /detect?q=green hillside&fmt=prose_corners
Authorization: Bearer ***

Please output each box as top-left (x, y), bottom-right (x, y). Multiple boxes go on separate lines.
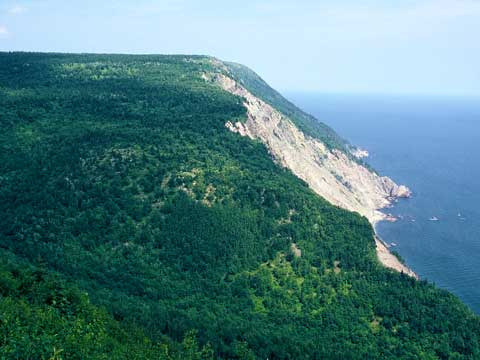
top-left (0, 52), bottom-right (479, 359)
top-left (0, 254), bottom-right (213, 359)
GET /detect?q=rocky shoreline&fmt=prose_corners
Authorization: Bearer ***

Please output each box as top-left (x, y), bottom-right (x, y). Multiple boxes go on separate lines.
top-left (373, 228), bottom-right (418, 278)
top-left (210, 70), bottom-right (417, 278)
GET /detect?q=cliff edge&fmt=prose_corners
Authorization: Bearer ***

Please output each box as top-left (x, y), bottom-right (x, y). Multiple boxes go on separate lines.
top-left (206, 63), bottom-right (416, 277)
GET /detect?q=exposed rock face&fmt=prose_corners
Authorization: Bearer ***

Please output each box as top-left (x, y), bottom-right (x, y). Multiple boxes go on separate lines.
top-left (217, 73), bottom-right (410, 224)
top-left (213, 73), bottom-right (416, 277)
top-left (290, 243), bottom-right (302, 258)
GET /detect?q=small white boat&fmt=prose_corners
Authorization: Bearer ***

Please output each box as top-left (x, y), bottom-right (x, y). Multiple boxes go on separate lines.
top-left (429, 216), bottom-right (439, 221)
top-left (391, 242), bottom-right (397, 247)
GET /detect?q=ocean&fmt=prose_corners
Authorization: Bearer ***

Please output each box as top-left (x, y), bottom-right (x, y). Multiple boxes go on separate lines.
top-left (286, 92), bottom-right (480, 313)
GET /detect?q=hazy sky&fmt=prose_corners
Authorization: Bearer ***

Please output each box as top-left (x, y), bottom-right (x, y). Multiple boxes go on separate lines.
top-left (1, 0), bottom-right (479, 95)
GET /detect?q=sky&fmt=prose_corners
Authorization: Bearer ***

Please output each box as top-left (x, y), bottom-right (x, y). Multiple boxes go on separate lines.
top-left (0, 0), bottom-right (479, 96)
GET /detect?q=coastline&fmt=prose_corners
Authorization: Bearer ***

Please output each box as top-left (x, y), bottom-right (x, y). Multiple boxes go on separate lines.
top-left (373, 221), bottom-right (418, 279)
top-left (212, 70), bottom-right (418, 279)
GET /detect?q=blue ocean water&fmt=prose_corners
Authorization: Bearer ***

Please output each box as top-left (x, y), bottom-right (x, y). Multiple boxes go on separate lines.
top-left (286, 92), bottom-right (480, 313)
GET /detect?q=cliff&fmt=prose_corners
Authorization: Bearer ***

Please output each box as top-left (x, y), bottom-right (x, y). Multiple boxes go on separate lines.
top-left (206, 65), bottom-right (415, 277)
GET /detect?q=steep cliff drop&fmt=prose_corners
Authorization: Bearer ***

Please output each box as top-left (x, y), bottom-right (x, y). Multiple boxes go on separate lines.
top-left (208, 69), bottom-right (417, 278)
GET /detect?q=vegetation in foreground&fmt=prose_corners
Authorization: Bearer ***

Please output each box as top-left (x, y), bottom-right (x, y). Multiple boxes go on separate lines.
top-left (0, 52), bottom-right (479, 359)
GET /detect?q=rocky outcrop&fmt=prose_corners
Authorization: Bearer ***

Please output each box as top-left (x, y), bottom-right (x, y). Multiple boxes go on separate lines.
top-left (216, 73), bottom-right (410, 224)
top-left (290, 243), bottom-right (302, 258)
top-left (211, 72), bottom-right (416, 277)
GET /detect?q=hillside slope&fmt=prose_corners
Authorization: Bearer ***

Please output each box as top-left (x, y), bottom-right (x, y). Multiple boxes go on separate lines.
top-left (208, 65), bottom-right (414, 276)
top-left (0, 254), bottom-right (213, 359)
top-left (0, 52), bottom-right (479, 359)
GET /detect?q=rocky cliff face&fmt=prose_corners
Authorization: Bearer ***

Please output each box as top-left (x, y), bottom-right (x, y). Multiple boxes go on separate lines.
top-left (216, 73), bottom-right (411, 223)
top-left (209, 71), bottom-right (416, 277)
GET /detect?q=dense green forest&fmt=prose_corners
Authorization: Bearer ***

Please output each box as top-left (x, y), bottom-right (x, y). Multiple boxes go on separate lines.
top-left (0, 254), bottom-right (214, 359)
top-left (0, 52), bottom-right (479, 359)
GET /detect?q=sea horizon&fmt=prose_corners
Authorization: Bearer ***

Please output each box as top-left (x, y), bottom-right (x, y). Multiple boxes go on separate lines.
top-left (281, 90), bottom-right (480, 100)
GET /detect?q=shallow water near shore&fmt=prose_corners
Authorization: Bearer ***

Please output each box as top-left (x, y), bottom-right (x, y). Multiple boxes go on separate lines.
top-left (286, 92), bottom-right (480, 313)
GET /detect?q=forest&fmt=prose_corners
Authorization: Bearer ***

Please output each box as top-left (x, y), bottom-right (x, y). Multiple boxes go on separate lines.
top-left (0, 52), bottom-right (479, 359)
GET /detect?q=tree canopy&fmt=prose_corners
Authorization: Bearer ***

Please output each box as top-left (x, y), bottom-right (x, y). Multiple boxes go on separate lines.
top-left (0, 52), bottom-right (479, 359)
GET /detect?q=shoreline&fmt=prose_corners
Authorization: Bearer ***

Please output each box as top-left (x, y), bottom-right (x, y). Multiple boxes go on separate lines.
top-left (214, 71), bottom-right (418, 279)
top-left (373, 221), bottom-right (418, 279)
top-left (358, 152), bottom-right (417, 278)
